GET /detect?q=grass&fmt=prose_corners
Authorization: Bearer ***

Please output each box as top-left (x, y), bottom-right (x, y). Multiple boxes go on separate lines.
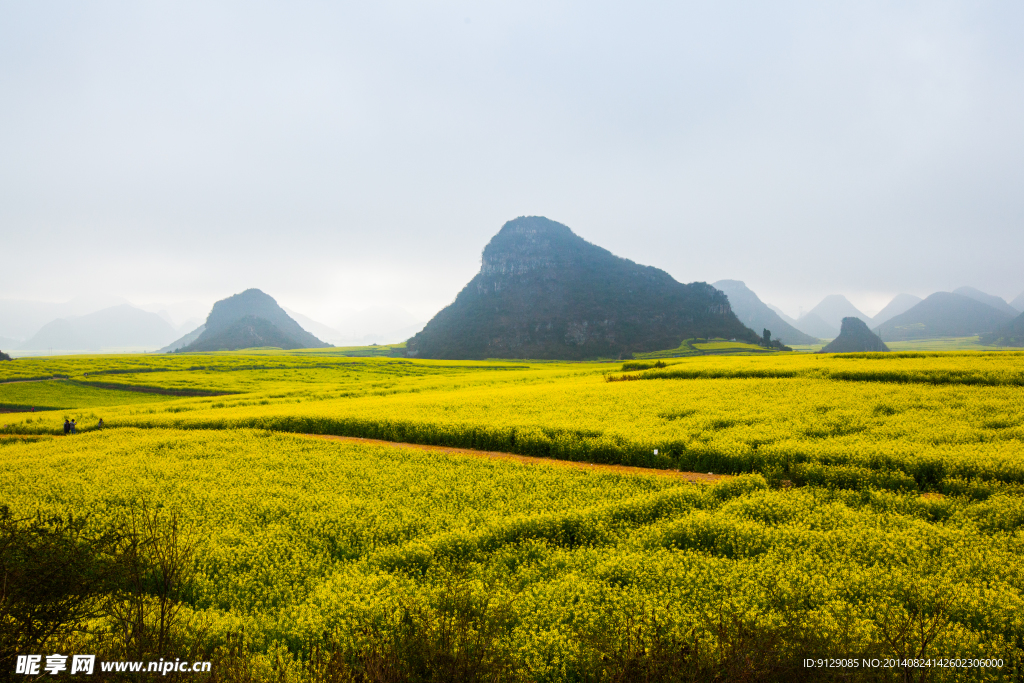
top-left (885, 336), bottom-right (998, 351)
top-left (786, 343), bottom-right (827, 353)
top-left (0, 379), bottom-right (181, 411)
top-left (692, 340), bottom-right (771, 352)
top-left (633, 339), bottom-right (701, 359)
top-left (636, 338), bottom-right (779, 358)
top-left (780, 336), bottom-right (1003, 353)
top-left (182, 342), bottom-right (410, 357)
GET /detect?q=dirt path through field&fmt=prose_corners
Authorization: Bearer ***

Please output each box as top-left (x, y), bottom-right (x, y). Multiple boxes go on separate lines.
top-left (298, 433), bottom-right (731, 483)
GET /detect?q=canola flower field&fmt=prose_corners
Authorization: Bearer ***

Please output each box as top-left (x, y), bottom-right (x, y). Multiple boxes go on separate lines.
top-left (2, 350), bottom-right (1024, 681)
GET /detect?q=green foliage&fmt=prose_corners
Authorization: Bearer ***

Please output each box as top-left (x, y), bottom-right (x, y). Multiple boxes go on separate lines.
top-left (0, 379), bottom-right (178, 412)
top-left (0, 507), bottom-right (120, 672)
top-left (0, 502), bottom-right (202, 676)
top-left (620, 360), bottom-right (667, 371)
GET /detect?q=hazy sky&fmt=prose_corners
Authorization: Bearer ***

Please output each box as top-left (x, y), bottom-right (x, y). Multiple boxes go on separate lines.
top-left (3, 1), bottom-right (1023, 322)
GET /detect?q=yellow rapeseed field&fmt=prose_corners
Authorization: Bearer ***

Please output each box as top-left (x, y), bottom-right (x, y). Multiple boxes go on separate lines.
top-left (1, 350), bottom-right (1023, 681)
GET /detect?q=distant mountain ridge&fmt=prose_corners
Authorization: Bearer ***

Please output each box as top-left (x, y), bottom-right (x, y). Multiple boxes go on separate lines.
top-left (0, 295), bottom-right (133, 340)
top-left (794, 312), bottom-right (838, 340)
top-left (712, 280), bottom-right (817, 345)
top-left (281, 306), bottom-right (428, 346)
top-left (804, 295), bottom-right (869, 330)
top-left (874, 292), bottom-right (1013, 341)
top-left (1012, 290), bottom-right (1024, 312)
top-left (22, 305), bottom-right (177, 351)
top-left (871, 294), bottom-right (922, 326)
top-left (953, 287), bottom-right (1019, 317)
top-left (407, 216), bottom-right (757, 360)
top-left (178, 289), bottom-right (330, 352)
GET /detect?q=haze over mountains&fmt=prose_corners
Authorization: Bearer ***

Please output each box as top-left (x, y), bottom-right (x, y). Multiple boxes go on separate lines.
top-left (23, 305), bottom-right (177, 351)
top-left (870, 294), bottom-right (923, 327)
top-left (285, 306), bottom-right (426, 347)
top-left (2, 220), bottom-right (1024, 357)
top-left (0, 295), bottom-right (424, 356)
top-left (4, 279), bottom-right (1022, 356)
top-left (874, 292), bottom-right (1016, 342)
top-left (769, 287), bottom-right (1021, 342)
top-left (0, 295), bottom-right (143, 341)
top-left (981, 310), bottom-right (1024, 347)
top-left (952, 287), bottom-right (1019, 318)
top-left (0, 295), bottom-right (204, 352)
top-left (806, 295), bottom-right (869, 333)
top-left (712, 281), bottom-right (816, 346)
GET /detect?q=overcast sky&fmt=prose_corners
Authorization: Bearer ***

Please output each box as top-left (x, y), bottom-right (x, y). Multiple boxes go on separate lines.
top-left (3, 1), bottom-right (1023, 323)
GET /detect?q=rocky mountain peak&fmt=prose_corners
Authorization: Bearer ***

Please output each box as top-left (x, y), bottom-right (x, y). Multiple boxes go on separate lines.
top-left (407, 216), bottom-right (757, 359)
top-left (480, 216), bottom-right (590, 277)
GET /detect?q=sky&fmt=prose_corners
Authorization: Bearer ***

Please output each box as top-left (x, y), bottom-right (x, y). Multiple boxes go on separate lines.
top-left (2, 0), bottom-right (1023, 324)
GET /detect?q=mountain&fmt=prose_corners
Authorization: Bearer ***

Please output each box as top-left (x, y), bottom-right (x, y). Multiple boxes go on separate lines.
top-left (870, 293), bottom-right (922, 326)
top-left (187, 316), bottom-right (312, 351)
top-left (179, 289), bottom-right (330, 352)
top-left (712, 280), bottom-right (817, 345)
top-left (766, 304), bottom-right (800, 327)
top-left (406, 216), bottom-right (757, 360)
top-left (138, 300), bottom-right (211, 330)
top-left (159, 325), bottom-right (206, 353)
top-left (819, 317), bottom-right (889, 353)
top-left (952, 287), bottom-right (1019, 317)
top-left (805, 295), bottom-right (869, 329)
top-left (1012, 290), bottom-right (1024, 313)
top-left (793, 312), bottom-right (838, 340)
top-left (873, 292), bottom-right (1014, 341)
top-left (0, 294), bottom-right (131, 340)
top-left (22, 305), bottom-right (178, 350)
top-left (981, 311), bottom-right (1024, 347)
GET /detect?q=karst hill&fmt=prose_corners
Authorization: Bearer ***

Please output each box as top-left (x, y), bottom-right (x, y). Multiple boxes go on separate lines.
top-left (819, 317), bottom-right (890, 353)
top-left (176, 289), bottom-right (330, 352)
top-left (406, 216), bottom-right (757, 360)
